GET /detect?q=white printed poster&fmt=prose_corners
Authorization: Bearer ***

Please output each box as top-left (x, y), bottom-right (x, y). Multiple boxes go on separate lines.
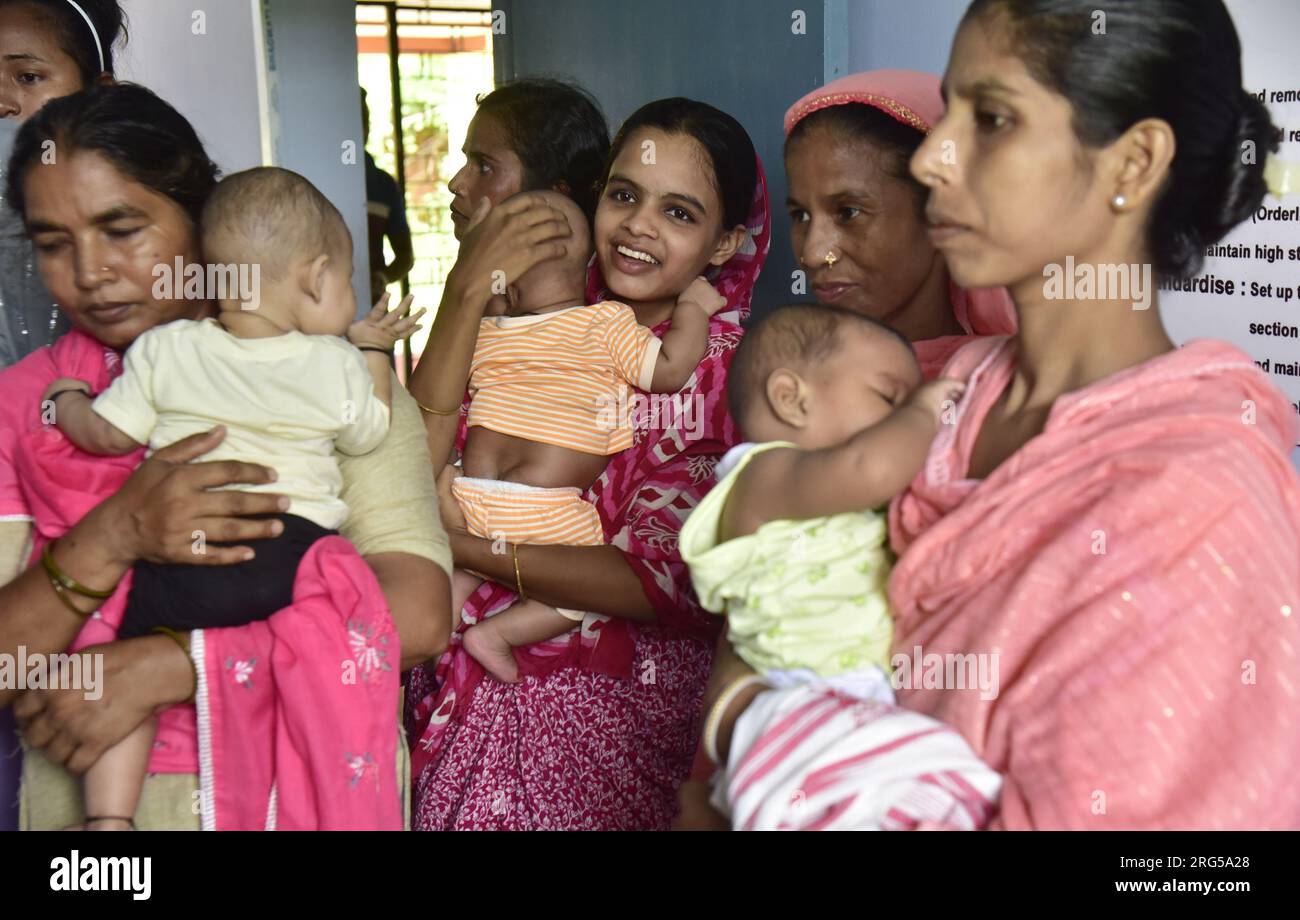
top-left (1161, 0), bottom-right (1300, 468)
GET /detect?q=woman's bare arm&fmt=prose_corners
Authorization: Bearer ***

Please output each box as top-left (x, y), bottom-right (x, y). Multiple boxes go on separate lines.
top-left (450, 533), bottom-right (656, 622)
top-left (0, 428), bottom-right (284, 710)
top-left (366, 552), bottom-right (450, 668)
top-left (729, 379), bottom-right (964, 535)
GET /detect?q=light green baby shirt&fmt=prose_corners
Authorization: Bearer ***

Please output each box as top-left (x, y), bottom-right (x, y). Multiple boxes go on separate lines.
top-left (681, 441), bottom-right (895, 676)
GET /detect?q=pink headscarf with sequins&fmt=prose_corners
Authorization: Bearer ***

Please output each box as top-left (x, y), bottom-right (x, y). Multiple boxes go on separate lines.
top-left (784, 70), bottom-right (1017, 378)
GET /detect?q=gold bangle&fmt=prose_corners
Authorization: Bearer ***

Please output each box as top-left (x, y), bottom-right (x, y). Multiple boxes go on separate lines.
top-left (511, 543), bottom-right (527, 602)
top-left (45, 571), bottom-right (94, 620)
top-left (414, 397), bottom-right (461, 417)
top-left (152, 627), bottom-right (198, 699)
top-left (41, 541), bottom-right (116, 598)
top-left (703, 675), bottom-right (769, 767)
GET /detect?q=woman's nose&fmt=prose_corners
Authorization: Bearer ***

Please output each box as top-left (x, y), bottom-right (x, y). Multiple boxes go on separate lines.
top-left (0, 89), bottom-right (20, 120)
top-left (912, 117), bottom-right (956, 190)
top-left (799, 218), bottom-right (835, 271)
top-left (447, 164), bottom-right (469, 198)
top-left (622, 204), bottom-right (656, 239)
top-left (72, 241), bottom-right (114, 291)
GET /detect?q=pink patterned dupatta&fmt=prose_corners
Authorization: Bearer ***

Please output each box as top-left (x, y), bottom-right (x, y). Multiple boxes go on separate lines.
top-left (886, 336), bottom-right (1300, 828)
top-left (783, 69), bottom-right (1017, 379)
top-left (0, 330), bottom-right (403, 829)
top-left (407, 160), bottom-right (771, 783)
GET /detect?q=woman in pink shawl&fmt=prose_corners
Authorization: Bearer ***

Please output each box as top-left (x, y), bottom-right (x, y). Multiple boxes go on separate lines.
top-left (0, 84), bottom-right (451, 830)
top-left (407, 97), bottom-right (769, 829)
top-left (783, 69), bottom-right (1016, 379)
top-left (699, 0), bottom-right (1300, 830)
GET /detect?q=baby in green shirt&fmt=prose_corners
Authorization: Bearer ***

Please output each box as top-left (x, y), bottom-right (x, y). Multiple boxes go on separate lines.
top-left (680, 303), bottom-right (963, 698)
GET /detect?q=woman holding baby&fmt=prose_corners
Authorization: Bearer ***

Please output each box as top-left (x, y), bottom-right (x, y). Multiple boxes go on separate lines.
top-left (406, 81), bottom-right (770, 829)
top-left (699, 0), bottom-right (1300, 830)
top-left (0, 81), bottom-right (452, 829)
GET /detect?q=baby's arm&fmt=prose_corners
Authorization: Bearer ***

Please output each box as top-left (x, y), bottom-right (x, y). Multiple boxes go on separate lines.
top-left (726, 379), bottom-right (965, 537)
top-left (649, 277), bottom-right (728, 393)
top-left (347, 295), bottom-right (427, 410)
top-left (41, 379), bottom-right (143, 456)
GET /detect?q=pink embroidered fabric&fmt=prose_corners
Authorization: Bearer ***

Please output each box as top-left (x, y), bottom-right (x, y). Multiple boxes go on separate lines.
top-left (1, 330), bottom-right (402, 829)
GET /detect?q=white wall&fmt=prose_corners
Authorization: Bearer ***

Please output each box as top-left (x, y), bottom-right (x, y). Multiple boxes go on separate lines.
top-left (117, 0), bottom-right (264, 174)
top-left (263, 0), bottom-right (369, 313)
top-left (118, 0), bottom-right (369, 313)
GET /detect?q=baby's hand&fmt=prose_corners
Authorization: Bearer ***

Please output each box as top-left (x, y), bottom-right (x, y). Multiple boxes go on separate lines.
top-left (348, 293), bottom-right (428, 350)
top-left (908, 378), bottom-right (966, 422)
top-left (677, 276), bottom-right (727, 318)
top-left (42, 378), bottom-right (92, 405)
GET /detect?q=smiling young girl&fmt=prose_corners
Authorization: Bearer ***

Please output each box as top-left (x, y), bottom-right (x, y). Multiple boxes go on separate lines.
top-left (408, 97), bottom-right (769, 829)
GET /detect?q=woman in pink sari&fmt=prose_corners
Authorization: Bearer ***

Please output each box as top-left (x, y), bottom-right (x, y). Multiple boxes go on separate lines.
top-left (0, 84), bottom-right (451, 829)
top-left (700, 0), bottom-right (1300, 830)
top-left (407, 98), bottom-right (769, 829)
top-left (783, 69), bottom-right (1016, 379)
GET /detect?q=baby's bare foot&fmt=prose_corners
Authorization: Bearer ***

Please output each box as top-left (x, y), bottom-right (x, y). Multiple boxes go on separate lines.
top-left (463, 623), bottom-right (520, 683)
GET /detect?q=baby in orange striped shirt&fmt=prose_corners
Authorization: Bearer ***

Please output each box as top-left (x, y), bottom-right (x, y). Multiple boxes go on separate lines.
top-left (448, 192), bottom-right (727, 682)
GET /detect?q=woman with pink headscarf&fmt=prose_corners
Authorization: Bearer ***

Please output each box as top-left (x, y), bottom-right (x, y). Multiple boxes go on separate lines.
top-left (783, 69), bottom-right (1016, 378)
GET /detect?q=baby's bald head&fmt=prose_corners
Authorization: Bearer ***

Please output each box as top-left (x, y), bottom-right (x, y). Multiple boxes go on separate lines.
top-left (504, 189), bottom-right (593, 311)
top-left (201, 167), bottom-right (350, 280)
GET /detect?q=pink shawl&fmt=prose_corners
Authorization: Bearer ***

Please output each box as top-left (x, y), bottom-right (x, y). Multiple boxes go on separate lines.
top-left (407, 158), bottom-right (771, 782)
top-left (0, 329), bottom-right (403, 829)
top-left (887, 336), bottom-right (1300, 828)
top-left (783, 70), bottom-right (1016, 377)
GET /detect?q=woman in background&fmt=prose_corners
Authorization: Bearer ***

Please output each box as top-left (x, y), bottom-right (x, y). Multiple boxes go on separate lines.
top-left (408, 93), bottom-right (769, 829)
top-left (783, 69), bottom-right (1016, 379)
top-left (0, 0), bottom-right (126, 368)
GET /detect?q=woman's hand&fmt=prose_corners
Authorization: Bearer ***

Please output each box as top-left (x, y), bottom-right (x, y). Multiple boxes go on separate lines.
top-left (447, 193), bottom-right (573, 309)
top-left (13, 635), bottom-right (194, 775)
top-left (90, 427), bottom-right (287, 567)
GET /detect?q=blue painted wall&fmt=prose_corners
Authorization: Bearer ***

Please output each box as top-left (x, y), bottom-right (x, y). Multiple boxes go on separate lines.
top-left (496, 0), bottom-right (831, 318)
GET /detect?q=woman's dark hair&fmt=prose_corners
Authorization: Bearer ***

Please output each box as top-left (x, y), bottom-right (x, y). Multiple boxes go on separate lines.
top-left (7, 82), bottom-right (219, 224)
top-left (1, 0), bottom-right (128, 82)
top-left (606, 97), bottom-right (759, 230)
top-left (475, 77), bottom-right (610, 224)
top-left (786, 104), bottom-right (929, 217)
top-left (965, 0), bottom-right (1278, 279)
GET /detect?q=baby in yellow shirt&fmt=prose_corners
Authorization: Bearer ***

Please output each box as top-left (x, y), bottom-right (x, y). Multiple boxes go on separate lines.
top-left (682, 303), bottom-right (962, 693)
top-left (446, 191), bottom-right (727, 682)
top-left (41, 167), bottom-right (423, 830)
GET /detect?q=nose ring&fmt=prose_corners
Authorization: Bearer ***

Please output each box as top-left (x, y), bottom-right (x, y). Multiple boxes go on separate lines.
top-left (824, 251), bottom-right (838, 268)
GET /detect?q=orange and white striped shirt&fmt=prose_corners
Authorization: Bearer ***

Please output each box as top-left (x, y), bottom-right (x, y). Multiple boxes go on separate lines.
top-left (466, 301), bottom-right (662, 455)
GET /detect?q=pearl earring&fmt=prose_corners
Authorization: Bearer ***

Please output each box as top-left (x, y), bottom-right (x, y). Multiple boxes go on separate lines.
top-left (1112, 194), bottom-right (1127, 209)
